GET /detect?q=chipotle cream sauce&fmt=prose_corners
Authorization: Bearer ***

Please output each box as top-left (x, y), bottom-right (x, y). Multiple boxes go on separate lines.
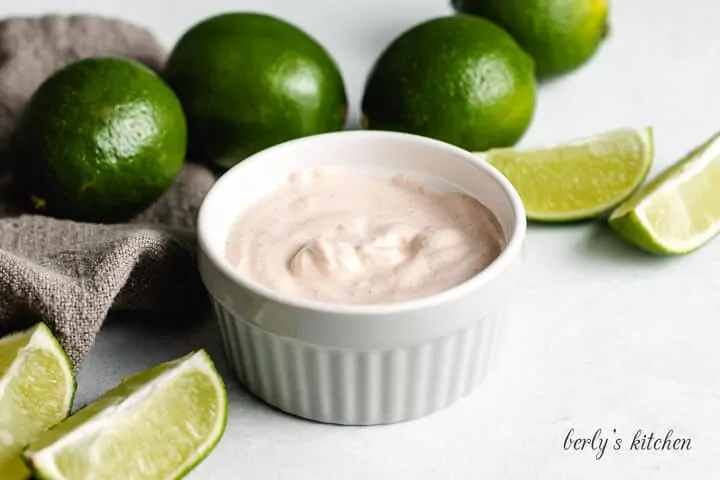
top-left (226, 169), bottom-right (505, 304)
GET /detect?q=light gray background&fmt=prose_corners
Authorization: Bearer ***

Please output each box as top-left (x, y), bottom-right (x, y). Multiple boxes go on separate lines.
top-left (3, 0), bottom-right (719, 478)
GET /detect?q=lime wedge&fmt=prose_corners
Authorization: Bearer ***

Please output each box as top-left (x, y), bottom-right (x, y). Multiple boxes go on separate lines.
top-left (609, 132), bottom-right (720, 254)
top-left (0, 323), bottom-right (75, 480)
top-left (476, 127), bottom-right (654, 221)
top-left (24, 350), bottom-right (227, 480)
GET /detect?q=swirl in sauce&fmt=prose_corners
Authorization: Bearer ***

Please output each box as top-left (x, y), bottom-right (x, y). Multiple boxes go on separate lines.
top-left (226, 169), bottom-right (506, 304)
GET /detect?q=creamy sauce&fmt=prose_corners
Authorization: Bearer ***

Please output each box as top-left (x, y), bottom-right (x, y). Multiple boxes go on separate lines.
top-left (226, 169), bottom-right (506, 304)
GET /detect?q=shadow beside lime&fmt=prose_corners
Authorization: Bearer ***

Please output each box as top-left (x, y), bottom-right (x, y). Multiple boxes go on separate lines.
top-left (576, 221), bottom-right (684, 265)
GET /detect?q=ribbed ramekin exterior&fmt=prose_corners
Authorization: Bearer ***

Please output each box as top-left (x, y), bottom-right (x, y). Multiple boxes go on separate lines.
top-left (212, 298), bottom-right (507, 425)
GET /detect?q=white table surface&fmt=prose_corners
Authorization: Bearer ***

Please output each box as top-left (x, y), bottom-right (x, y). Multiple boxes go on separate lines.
top-left (5, 0), bottom-right (720, 478)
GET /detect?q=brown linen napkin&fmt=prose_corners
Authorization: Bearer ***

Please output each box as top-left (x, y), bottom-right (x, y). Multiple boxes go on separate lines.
top-left (0, 15), bottom-right (215, 371)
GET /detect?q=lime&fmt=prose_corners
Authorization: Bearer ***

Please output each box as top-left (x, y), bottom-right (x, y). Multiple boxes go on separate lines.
top-left (24, 350), bottom-right (227, 480)
top-left (0, 323), bottom-right (75, 480)
top-left (478, 127), bottom-right (654, 222)
top-left (361, 15), bottom-right (536, 152)
top-left (164, 12), bottom-right (348, 170)
top-left (452, 0), bottom-right (610, 77)
top-left (11, 57), bottom-right (187, 223)
top-left (609, 132), bottom-right (720, 255)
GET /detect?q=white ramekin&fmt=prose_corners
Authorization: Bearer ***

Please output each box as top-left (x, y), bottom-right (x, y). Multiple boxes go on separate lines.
top-left (197, 130), bottom-right (526, 425)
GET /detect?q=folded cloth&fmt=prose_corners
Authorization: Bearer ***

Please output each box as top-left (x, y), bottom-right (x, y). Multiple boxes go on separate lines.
top-left (0, 15), bottom-right (214, 371)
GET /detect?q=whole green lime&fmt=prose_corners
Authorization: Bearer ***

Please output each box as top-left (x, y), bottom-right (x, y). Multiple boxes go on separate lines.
top-left (164, 12), bottom-right (348, 170)
top-left (361, 15), bottom-right (536, 152)
top-left (452, 0), bottom-right (609, 77)
top-left (11, 57), bottom-right (187, 222)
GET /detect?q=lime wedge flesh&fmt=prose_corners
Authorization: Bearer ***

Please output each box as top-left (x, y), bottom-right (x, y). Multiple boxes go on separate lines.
top-left (24, 350), bottom-right (227, 480)
top-left (477, 127), bottom-right (654, 221)
top-left (609, 132), bottom-right (720, 254)
top-left (0, 323), bottom-right (75, 480)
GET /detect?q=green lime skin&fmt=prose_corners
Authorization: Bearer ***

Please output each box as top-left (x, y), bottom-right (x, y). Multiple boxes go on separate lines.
top-left (452, 0), bottom-right (609, 78)
top-left (11, 57), bottom-right (187, 223)
top-left (361, 15), bottom-right (536, 152)
top-left (164, 12), bottom-right (348, 170)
